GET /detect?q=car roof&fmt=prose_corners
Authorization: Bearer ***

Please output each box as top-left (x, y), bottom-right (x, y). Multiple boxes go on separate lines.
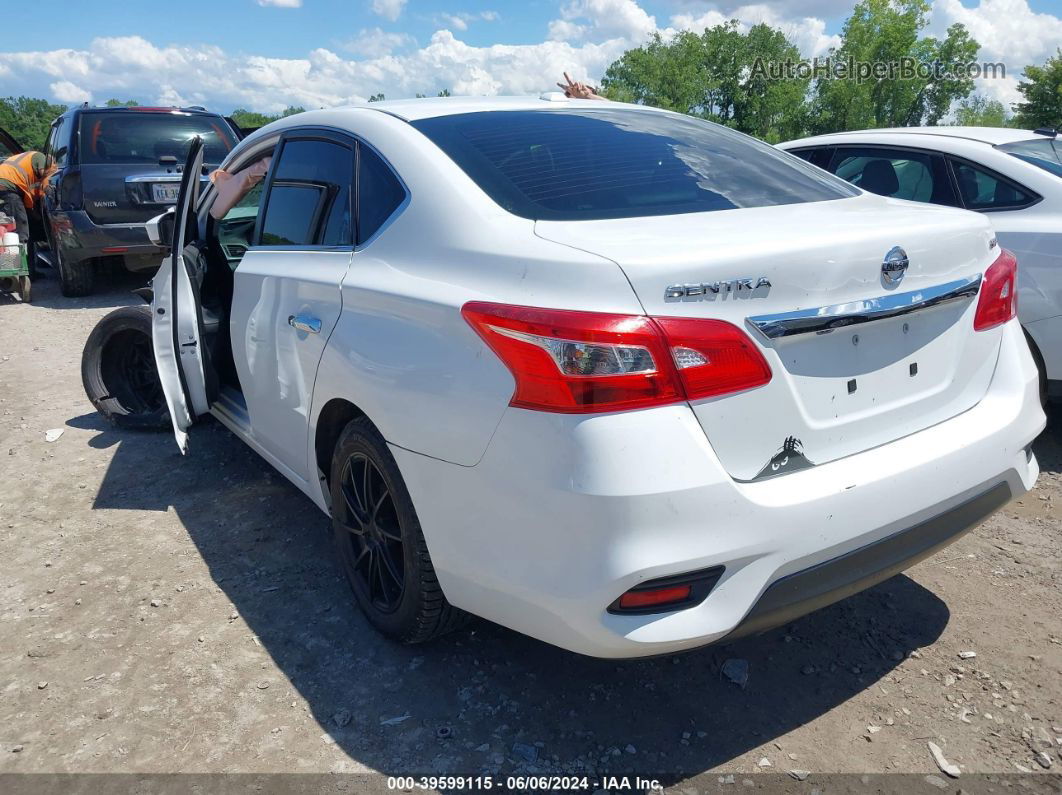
top-left (782, 126), bottom-right (1050, 148)
top-left (351, 94), bottom-right (668, 122)
top-left (68, 105), bottom-right (224, 117)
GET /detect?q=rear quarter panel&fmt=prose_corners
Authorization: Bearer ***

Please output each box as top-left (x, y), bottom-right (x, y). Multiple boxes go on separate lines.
top-left (306, 110), bottom-right (643, 469)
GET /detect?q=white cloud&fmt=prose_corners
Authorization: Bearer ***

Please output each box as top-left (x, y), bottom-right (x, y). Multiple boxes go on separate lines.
top-left (437, 11), bottom-right (501, 32)
top-left (343, 27), bottom-right (416, 58)
top-left (548, 0), bottom-right (657, 43)
top-left (930, 0), bottom-right (1062, 109)
top-left (371, 0), bottom-right (408, 22)
top-left (669, 5), bottom-right (840, 57)
top-left (256, 0), bottom-right (302, 6)
top-left (50, 80), bottom-right (90, 104)
top-left (0, 32), bottom-right (626, 112)
top-left (548, 20), bottom-right (588, 42)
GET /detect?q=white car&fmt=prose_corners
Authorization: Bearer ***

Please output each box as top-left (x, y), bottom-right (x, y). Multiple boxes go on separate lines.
top-left (779, 127), bottom-right (1062, 405)
top-left (81, 97), bottom-right (1044, 658)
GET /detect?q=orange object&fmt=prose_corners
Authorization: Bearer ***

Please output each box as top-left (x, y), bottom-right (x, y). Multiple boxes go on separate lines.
top-left (0, 151), bottom-right (54, 211)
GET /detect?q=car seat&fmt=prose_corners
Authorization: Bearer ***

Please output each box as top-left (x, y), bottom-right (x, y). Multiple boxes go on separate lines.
top-left (858, 159), bottom-right (899, 197)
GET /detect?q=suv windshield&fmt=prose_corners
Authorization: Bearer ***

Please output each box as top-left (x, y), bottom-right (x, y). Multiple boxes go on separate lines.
top-left (79, 111), bottom-right (236, 165)
top-left (411, 109), bottom-right (857, 221)
top-left (997, 137), bottom-right (1062, 179)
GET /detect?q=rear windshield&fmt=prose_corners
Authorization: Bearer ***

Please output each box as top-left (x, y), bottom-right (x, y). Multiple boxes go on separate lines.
top-left (997, 137), bottom-right (1062, 179)
top-left (411, 109), bottom-right (857, 221)
top-left (79, 111), bottom-right (236, 166)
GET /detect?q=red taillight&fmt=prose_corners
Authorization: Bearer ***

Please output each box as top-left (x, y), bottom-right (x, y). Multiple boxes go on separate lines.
top-left (974, 248), bottom-right (1018, 331)
top-left (462, 302), bottom-right (772, 413)
top-left (617, 585), bottom-right (692, 610)
top-left (654, 317), bottom-right (773, 401)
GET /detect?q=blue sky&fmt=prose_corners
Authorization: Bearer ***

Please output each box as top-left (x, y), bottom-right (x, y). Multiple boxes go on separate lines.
top-left (4, 0), bottom-right (1056, 56)
top-left (1, 0), bottom-right (1059, 112)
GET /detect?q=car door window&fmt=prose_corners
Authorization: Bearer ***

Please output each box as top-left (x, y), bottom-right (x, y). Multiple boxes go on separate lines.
top-left (830, 147), bottom-right (957, 206)
top-left (216, 174), bottom-right (268, 266)
top-left (259, 138), bottom-right (353, 247)
top-left (44, 117), bottom-right (69, 167)
top-left (789, 147), bottom-right (832, 169)
top-left (357, 143), bottom-right (406, 245)
top-left (949, 159), bottom-right (1038, 211)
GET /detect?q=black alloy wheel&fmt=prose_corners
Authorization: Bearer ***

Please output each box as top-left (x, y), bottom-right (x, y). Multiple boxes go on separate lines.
top-left (336, 452), bottom-right (406, 613)
top-left (329, 417), bottom-right (468, 643)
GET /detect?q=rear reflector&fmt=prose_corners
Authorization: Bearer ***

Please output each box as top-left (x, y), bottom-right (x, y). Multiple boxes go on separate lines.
top-left (974, 248), bottom-right (1018, 331)
top-left (101, 246), bottom-right (129, 254)
top-left (617, 585), bottom-right (691, 610)
top-left (608, 566), bottom-right (726, 615)
top-left (462, 302), bottom-right (771, 413)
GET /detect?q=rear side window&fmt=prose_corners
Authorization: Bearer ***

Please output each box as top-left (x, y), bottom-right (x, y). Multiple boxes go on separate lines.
top-left (357, 143), bottom-right (405, 244)
top-left (997, 138), bottom-right (1062, 179)
top-left (949, 159), bottom-right (1038, 211)
top-left (411, 110), bottom-right (856, 221)
top-left (260, 138), bottom-right (354, 247)
top-left (79, 111), bottom-right (236, 165)
top-left (830, 147), bottom-right (958, 206)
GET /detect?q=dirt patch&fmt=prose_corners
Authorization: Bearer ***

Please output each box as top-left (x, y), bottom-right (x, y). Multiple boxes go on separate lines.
top-left (0, 271), bottom-right (1060, 780)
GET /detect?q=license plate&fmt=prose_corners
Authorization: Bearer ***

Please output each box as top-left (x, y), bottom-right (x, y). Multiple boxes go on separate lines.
top-left (152, 183), bottom-right (181, 203)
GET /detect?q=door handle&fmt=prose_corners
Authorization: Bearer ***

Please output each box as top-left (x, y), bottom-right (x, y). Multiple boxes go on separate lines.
top-left (288, 314), bottom-right (322, 334)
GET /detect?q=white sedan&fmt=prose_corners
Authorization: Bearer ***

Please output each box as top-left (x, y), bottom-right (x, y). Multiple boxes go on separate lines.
top-left (81, 97), bottom-right (1044, 657)
top-left (779, 127), bottom-right (1062, 405)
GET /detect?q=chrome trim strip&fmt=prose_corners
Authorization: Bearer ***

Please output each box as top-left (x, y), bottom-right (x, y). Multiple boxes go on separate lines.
top-left (747, 275), bottom-right (982, 340)
top-left (126, 174), bottom-right (210, 183)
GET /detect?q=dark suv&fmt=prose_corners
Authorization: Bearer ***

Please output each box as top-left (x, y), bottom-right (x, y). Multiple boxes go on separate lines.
top-left (39, 105), bottom-right (239, 296)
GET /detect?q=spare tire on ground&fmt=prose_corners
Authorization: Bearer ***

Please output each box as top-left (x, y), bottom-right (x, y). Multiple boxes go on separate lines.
top-left (82, 305), bottom-right (170, 430)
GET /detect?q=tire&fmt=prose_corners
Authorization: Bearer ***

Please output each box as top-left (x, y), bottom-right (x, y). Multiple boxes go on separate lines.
top-left (81, 305), bottom-right (170, 430)
top-left (26, 240), bottom-right (37, 280)
top-left (57, 244), bottom-right (95, 297)
top-left (18, 275), bottom-right (30, 303)
top-left (330, 417), bottom-right (468, 643)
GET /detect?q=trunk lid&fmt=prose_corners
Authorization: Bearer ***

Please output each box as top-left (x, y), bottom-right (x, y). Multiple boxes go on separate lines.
top-left (536, 193), bottom-right (1002, 481)
top-left (77, 110), bottom-right (235, 225)
top-left (80, 163), bottom-right (216, 225)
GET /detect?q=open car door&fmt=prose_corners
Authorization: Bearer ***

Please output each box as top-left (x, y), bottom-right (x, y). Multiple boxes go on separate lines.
top-left (151, 137), bottom-right (210, 453)
top-left (0, 125), bottom-right (24, 158)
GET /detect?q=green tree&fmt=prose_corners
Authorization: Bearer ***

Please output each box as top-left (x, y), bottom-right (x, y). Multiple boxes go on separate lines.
top-left (1013, 49), bottom-right (1062, 129)
top-left (0, 96), bottom-right (68, 150)
top-left (229, 105), bottom-right (306, 130)
top-left (368, 93), bottom-right (386, 102)
top-left (437, 88), bottom-right (452, 97)
top-left (952, 94), bottom-right (1009, 127)
top-left (104, 98), bottom-right (140, 107)
top-left (811, 0), bottom-right (979, 131)
top-left (601, 22), bottom-right (810, 142)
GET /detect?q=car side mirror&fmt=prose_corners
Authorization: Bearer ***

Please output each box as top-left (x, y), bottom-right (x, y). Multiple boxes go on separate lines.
top-left (146, 206), bottom-right (176, 248)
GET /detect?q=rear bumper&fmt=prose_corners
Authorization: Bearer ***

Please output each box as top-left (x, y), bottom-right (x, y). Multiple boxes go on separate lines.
top-left (393, 319), bottom-right (1045, 658)
top-left (50, 209), bottom-right (163, 269)
top-left (725, 480), bottom-right (1012, 641)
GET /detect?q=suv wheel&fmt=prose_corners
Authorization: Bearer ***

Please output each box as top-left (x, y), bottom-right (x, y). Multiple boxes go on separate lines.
top-left (82, 305), bottom-right (169, 429)
top-left (26, 240), bottom-right (37, 280)
top-left (57, 245), bottom-right (95, 297)
top-left (330, 417), bottom-right (468, 643)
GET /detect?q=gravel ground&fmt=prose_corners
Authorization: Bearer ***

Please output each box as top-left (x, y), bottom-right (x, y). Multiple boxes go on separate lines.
top-left (0, 269), bottom-right (1060, 782)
